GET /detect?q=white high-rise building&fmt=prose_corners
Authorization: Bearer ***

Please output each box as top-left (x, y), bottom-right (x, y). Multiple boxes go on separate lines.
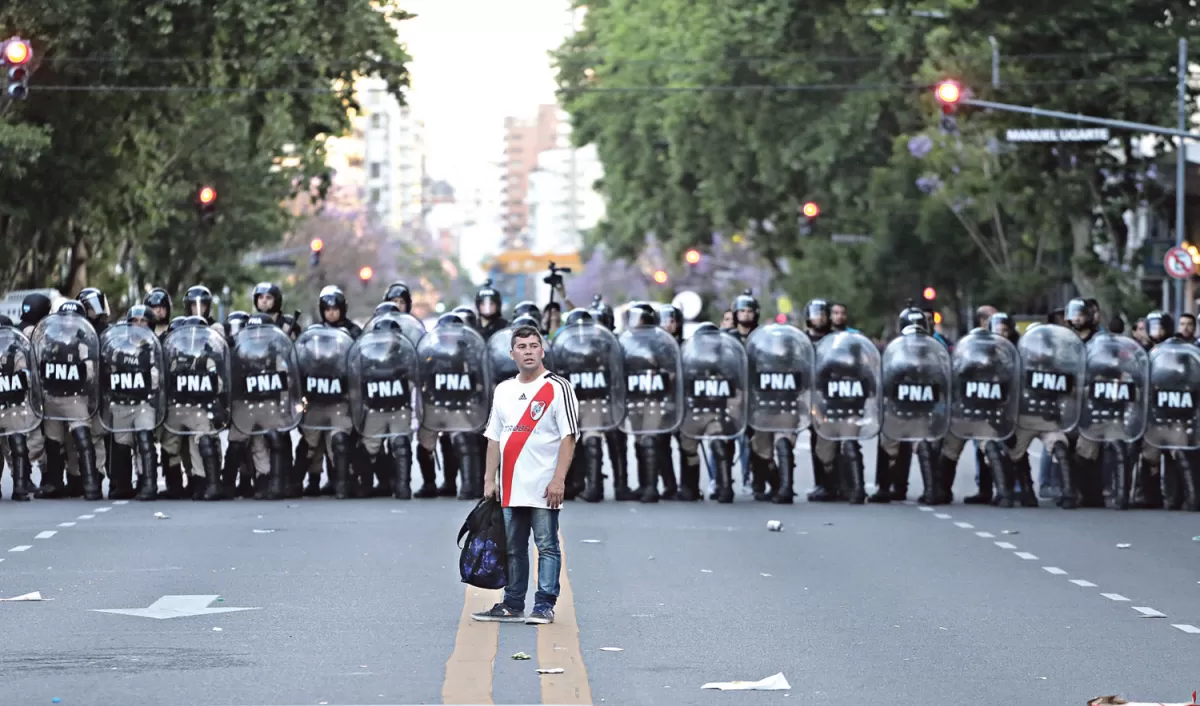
top-left (354, 77), bottom-right (427, 235)
top-left (527, 141), bottom-right (604, 254)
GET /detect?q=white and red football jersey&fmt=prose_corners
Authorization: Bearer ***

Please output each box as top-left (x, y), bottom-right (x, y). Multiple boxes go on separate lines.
top-left (484, 372), bottom-right (580, 508)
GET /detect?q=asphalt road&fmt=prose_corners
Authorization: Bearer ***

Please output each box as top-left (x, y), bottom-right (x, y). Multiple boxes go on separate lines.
top-left (0, 439), bottom-right (1198, 706)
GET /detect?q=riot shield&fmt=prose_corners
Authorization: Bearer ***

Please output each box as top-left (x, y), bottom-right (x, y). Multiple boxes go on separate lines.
top-left (0, 327), bottom-right (42, 436)
top-left (949, 331), bottom-right (1019, 441)
top-left (550, 322), bottom-right (625, 431)
top-left (486, 327), bottom-right (520, 385)
top-left (745, 324), bottom-right (813, 434)
top-left (416, 324), bottom-right (490, 433)
top-left (163, 324), bottom-right (231, 435)
top-left (230, 325), bottom-right (302, 435)
top-left (1016, 323), bottom-right (1085, 433)
top-left (367, 311), bottom-right (427, 348)
top-left (99, 323), bottom-right (166, 433)
top-left (1079, 332), bottom-right (1148, 442)
top-left (680, 329), bottom-right (748, 440)
top-left (618, 326), bottom-right (683, 435)
top-left (33, 312), bottom-right (100, 422)
top-left (295, 326), bottom-right (354, 432)
top-left (1144, 339), bottom-right (1200, 449)
top-left (881, 333), bottom-right (951, 442)
top-left (349, 328), bottom-right (419, 438)
top-left (812, 331), bottom-right (882, 441)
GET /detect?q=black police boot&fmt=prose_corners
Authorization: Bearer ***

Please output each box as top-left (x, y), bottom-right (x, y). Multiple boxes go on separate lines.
top-left (607, 430), bottom-right (636, 501)
top-left (1181, 450), bottom-right (1200, 511)
top-left (220, 441), bottom-right (245, 499)
top-left (927, 443), bottom-right (953, 505)
top-left (392, 439), bottom-right (413, 499)
top-left (579, 436), bottom-right (605, 502)
top-left (190, 470), bottom-right (208, 501)
top-left (264, 433), bottom-right (287, 500)
top-left (108, 443), bottom-right (136, 500)
top-left (772, 436), bottom-right (794, 504)
top-left (374, 442), bottom-right (396, 498)
top-left (1010, 452), bottom-right (1037, 507)
top-left (285, 442), bottom-right (306, 500)
top-left (868, 442), bottom-right (892, 504)
top-left (964, 448), bottom-right (994, 505)
top-left (751, 446), bottom-right (769, 501)
top-left (841, 441), bottom-right (866, 505)
top-left (1078, 453), bottom-right (1105, 508)
top-left (656, 435), bottom-right (678, 500)
top-left (414, 445), bottom-right (438, 498)
top-left (437, 434), bottom-right (458, 497)
top-left (135, 431), bottom-right (159, 501)
top-left (326, 432), bottom-right (349, 499)
top-left (197, 436), bottom-right (223, 501)
top-left (635, 436), bottom-right (659, 503)
top-left (917, 443), bottom-right (936, 504)
top-left (351, 444), bottom-right (374, 499)
top-left (982, 442), bottom-right (1014, 508)
top-left (1052, 441), bottom-right (1078, 509)
top-left (72, 426), bottom-right (102, 501)
top-left (889, 443), bottom-right (912, 501)
top-left (164, 450), bottom-right (188, 500)
top-left (679, 454), bottom-right (702, 502)
top-left (713, 440), bottom-right (734, 504)
top-left (807, 439), bottom-right (843, 502)
top-left (9, 434), bottom-right (33, 501)
top-left (453, 433), bottom-right (482, 500)
top-left (564, 444), bottom-right (585, 501)
top-left (35, 438), bottom-right (67, 499)
top-left (1109, 442), bottom-right (1132, 510)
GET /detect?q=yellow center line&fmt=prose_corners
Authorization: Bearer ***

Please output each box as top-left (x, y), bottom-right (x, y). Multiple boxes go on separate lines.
top-left (442, 585), bottom-right (501, 704)
top-left (538, 530), bottom-right (593, 704)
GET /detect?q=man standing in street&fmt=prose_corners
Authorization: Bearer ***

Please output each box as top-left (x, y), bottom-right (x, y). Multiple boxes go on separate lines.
top-left (472, 325), bottom-right (579, 626)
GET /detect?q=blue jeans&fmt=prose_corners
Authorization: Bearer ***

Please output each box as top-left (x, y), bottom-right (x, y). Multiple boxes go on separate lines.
top-left (502, 507), bottom-right (561, 612)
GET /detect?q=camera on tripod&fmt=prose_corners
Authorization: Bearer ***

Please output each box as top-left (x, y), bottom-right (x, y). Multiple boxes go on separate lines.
top-left (543, 262), bottom-right (572, 288)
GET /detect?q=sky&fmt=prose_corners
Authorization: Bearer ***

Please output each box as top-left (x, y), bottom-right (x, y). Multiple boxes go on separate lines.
top-left (396, 0), bottom-right (574, 198)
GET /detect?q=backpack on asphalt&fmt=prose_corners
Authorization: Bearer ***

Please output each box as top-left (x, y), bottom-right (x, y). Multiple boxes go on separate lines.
top-left (457, 497), bottom-right (508, 590)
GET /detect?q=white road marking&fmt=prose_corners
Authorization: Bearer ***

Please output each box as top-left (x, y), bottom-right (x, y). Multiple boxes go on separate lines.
top-left (94, 507), bottom-right (112, 513)
top-left (975, 531), bottom-right (995, 538)
top-left (34, 531), bottom-right (56, 539)
top-left (112, 500), bottom-right (129, 505)
top-left (1042, 567), bottom-right (1067, 575)
top-left (1133, 606), bottom-right (1167, 618)
top-left (77, 515), bottom-right (95, 520)
top-left (1014, 552), bottom-right (1038, 560)
top-left (57, 522), bottom-right (76, 528)
top-left (994, 541), bottom-right (1017, 549)
top-left (9, 545), bottom-right (31, 552)
top-left (933, 513), bottom-right (952, 519)
top-left (1069, 580), bottom-right (1097, 587)
top-left (1171, 624), bottom-right (1200, 634)
top-left (918, 506), bottom-right (934, 512)
top-left (953, 522), bottom-right (974, 529)
top-left (1102, 593), bottom-right (1130, 602)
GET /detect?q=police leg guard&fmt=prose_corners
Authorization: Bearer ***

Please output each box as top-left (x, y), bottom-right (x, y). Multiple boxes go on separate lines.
top-left (1052, 441), bottom-right (1077, 509)
top-left (352, 442), bottom-right (374, 499)
top-left (195, 436), bottom-right (222, 501)
top-left (635, 436), bottom-right (659, 503)
top-left (437, 433), bottom-right (459, 497)
top-left (964, 448), bottom-right (994, 505)
top-left (35, 438), bottom-right (67, 499)
top-left (1108, 441), bottom-right (1132, 510)
top-left (772, 437), bottom-right (795, 505)
top-left (931, 442), bottom-right (954, 504)
top-left (579, 436), bottom-right (605, 503)
top-left (392, 439), bottom-right (413, 500)
top-left (373, 441), bottom-right (395, 498)
top-left (323, 432), bottom-right (348, 499)
top-left (889, 443), bottom-right (912, 501)
top-left (607, 429), bottom-right (635, 501)
top-left (220, 441), bottom-right (245, 500)
top-left (1010, 453), bottom-right (1037, 507)
top-left (982, 442), bottom-right (1014, 508)
top-left (135, 431), bottom-right (158, 501)
top-left (868, 441), bottom-right (892, 504)
top-left (654, 435), bottom-right (676, 500)
top-left (751, 454), bottom-right (773, 502)
top-left (453, 432), bottom-right (483, 500)
top-left (415, 445), bottom-right (438, 498)
top-left (72, 426), bottom-right (102, 502)
top-left (108, 443), bottom-right (137, 500)
top-left (679, 453), bottom-right (702, 502)
top-left (264, 431), bottom-right (287, 501)
top-left (712, 440), bottom-right (734, 504)
top-left (292, 437), bottom-right (318, 497)
top-left (1180, 449), bottom-right (1200, 511)
top-left (841, 441), bottom-right (866, 505)
top-left (1131, 450), bottom-right (1163, 509)
top-left (564, 443), bottom-right (585, 501)
top-left (1162, 451), bottom-right (1185, 511)
top-left (916, 443), bottom-right (936, 505)
top-left (9, 434), bottom-right (33, 501)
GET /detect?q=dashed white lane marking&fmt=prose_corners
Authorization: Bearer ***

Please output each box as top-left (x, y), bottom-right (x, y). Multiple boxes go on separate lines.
top-left (57, 522), bottom-right (76, 528)
top-left (1070, 579), bottom-right (1097, 587)
top-left (9, 545), bottom-right (31, 552)
top-left (933, 513), bottom-right (952, 519)
top-left (1043, 567), bottom-right (1067, 575)
top-left (1172, 624), bottom-right (1200, 634)
top-left (112, 500), bottom-right (129, 505)
top-left (34, 531), bottom-right (56, 539)
top-left (1102, 593), bottom-right (1130, 602)
top-left (953, 521), bottom-right (974, 529)
top-left (94, 507), bottom-right (112, 513)
top-left (975, 531), bottom-right (995, 538)
top-left (918, 506), bottom-right (934, 512)
top-left (1133, 607), bottom-right (1167, 618)
top-left (994, 541), bottom-right (1017, 550)
top-left (1014, 552), bottom-right (1038, 560)
top-left (77, 515), bottom-right (95, 520)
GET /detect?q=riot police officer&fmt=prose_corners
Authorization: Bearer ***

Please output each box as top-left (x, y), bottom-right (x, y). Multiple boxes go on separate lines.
top-left (803, 299), bottom-right (842, 501)
top-left (0, 315), bottom-right (41, 501)
top-left (161, 312), bottom-right (230, 501)
top-left (383, 281), bottom-right (413, 314)
top-left (620, 307), bottom-right (686, 501)
top-left (731, 291), bottom-right (780, 501)
top-left (145, 288), bottom-right (173, 338)
top-left (36, 302), bottom-right (103, 500)
top-left (100, 306), bottom-right (165, 500)
top-left (593, 297), bottom-right (633, 499)
top-left (351, 317), bottom-right (419, 498)
top-left (1137, 312), bottom-right (1199, 510)
top-left (475, 281), bottom-right (507, 340)
top-left (17, 294), bottom-right (58, 498)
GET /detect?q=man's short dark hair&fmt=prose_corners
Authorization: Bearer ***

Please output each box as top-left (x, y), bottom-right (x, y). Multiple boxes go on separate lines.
top-left (1181, 313), bottom-right (1196, 323)
top-left (510, 325), bottom-right (542, 349)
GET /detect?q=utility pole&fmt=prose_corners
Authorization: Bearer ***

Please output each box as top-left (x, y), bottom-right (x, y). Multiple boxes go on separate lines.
top-left (564, 4), bottom-right (580, 252)
top-left (1176, 38), bottom-right (1188, 318)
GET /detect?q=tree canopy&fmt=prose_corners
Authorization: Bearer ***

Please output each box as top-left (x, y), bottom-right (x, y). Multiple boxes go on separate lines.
top-left (555, 0), bottom-right (1195, 334)
top-left (0, 0), bottom-right (412, 305)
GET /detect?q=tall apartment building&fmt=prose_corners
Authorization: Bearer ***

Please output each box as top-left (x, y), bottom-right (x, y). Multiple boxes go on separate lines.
top-left (527, 142), bottom-right (604, 254)
top-left (501, 104), bottom-right (560, 245)
top-left (354, 77), bottom-right (427, 236)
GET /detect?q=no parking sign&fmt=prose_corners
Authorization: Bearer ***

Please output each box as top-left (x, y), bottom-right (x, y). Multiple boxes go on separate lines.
top-left (1164, 247), bottom-right (1196, 280)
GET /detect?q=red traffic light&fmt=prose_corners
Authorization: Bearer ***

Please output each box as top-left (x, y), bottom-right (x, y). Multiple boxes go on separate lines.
top-left (359, 266), bottom-right (374, 281)
top-left (935, 81), bottom-right (961, 105)
top-left (198, 186), bottom-right (217, 205)
top-left (775, 313), bottom-right (787, 324)
top-left (685, 249), bottom-right (701, 265)
top-left (3, 38), bottom-right (31, 65)
top-left (802, 202), bottom-right (820, 218)
top-left (310, 238), bottom-right (324, 253)
top-left (653, 270), bottom-right (668, 284)
top-left (923, 287), bottom-right (936, 301)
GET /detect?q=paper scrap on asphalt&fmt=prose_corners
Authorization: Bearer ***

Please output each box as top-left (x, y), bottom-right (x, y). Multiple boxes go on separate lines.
top-left (1117, 543), bottom-right (1131, 549)
top-left (1, 591), bottom-right (51, 601)
top-left (580, 539), bottom-right (602, 543)
top-left (761, 573), bottom-right (772, 577)
top-left (154, 512), bottom-right (169, 519)
top-left (252, 529), bottom-right (275, 534)
top-left (701, 672), bottom-right (791, 691)
top-left (1002, 530), bottom-right (1019, 535)
top-left (512, 652), bottom-right (532, 660)
top-left (700, 569), bottom-right (713, 573)
top-left (600, 647), bottom-right (624, 652)
top-left (537, 668), bottom-right (565, 674)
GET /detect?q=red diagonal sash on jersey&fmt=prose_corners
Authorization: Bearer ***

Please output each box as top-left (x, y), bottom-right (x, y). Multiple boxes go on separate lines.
top-left (500, 381), bottom-right (557, 507)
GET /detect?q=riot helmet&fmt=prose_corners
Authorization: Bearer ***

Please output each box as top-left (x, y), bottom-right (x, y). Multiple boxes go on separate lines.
top-left (59, 300), bottom-right (86, 316)
top-left (692, 322), bottom-right (719, 335)
top-left (475, 280), bottom-right (501, 318)
top-left (76, 287), bottom-right (109, 320)
top-left (374, 302), bottom-right (402, 316)
top-left (246, 313), bottom-right (274, 327)
top-left (452, 306), bottom-right (479, 328)
top-left (658, 304), bottom-right (683, 336)
top-left (590, 295), bottom-right (615, 330)
top-left (182, 315), bottom-right (209, 328)
top-left (564, 308), bottom-right (593, 326)
top-left (144, 287), bottom-right (172, 321)
top-left (319, 285), bottom-right (347, 324)
top-left (731, 289), bottom-right (760, 328)
top-left (252, 282), bottom-right (283, 315)
top-left (513, 300), bottom-right (540, 320)
top-left (168, 316), bottom-right (189, 333)
top-left (511, 314), bottom-right (541, 331)
top-left (805, 299), bottom-right (831, 332)
top-left (1146, 311), bottom-right (1174, 343)
top-left (225, 310), bottom-right (250, 339)
top-left (1065, 297), bottom-right (1095, 333)
top-left (125, 305), bottom-right (155, 328)
top-left (436, 312), bottom-right (465, 328)
top-left (369, 317), bottom-right (403, 332)
top-left (183, 285), bottom-right (214, 318)
top-left (627, 305), bottom-right (657, 328)
top-left (988, 312), bottom-right (1018, 342)
top-left (20, 293), bottom-right (51, 327)
top-left (897, 300), bottom-right (927, 332)
top-left (384, 281), bottom-right (412, 313)
top-left (0, 315), bottom-right (12, 327)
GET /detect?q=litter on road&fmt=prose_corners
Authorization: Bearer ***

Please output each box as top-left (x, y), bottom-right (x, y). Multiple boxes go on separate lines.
top-left (154, 512), bottom-right (169, 519)
top-left (537, 668), bottom-right (565, 674)
top-left (0, 591), bottom-right (51, 601)
top-left (701, 672), bottom-right (791, 691)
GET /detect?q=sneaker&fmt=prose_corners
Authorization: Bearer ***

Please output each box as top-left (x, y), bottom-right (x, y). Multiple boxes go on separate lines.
top-left (526, 604), bottom-right (555, 624)
top-left (471, 602), bottom-right (525, 623)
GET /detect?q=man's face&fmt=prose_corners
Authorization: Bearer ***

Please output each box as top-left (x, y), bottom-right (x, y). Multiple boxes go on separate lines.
top-left (831, 305), bottom-right (847, 326)
top-left (390, 297), bottom-right (410, 313)
top-left (547, 309), bottom-right (562, 330)
top-left (735, 309), bottom-right (755, 327)
top-left (662, 319), bottom-right (679, 336)
top-left (130, 317), bottom-right (151, 330)
top-left (478, 298), bottom-right (498, 317)
top-left (1181, 317), bottom-right (1196, 340)
top-left (150, 305), bottom-right (168, 323)
top-left (720, 311), bottom-right (733, 328)
top-left (1135, 319), bottom-right (1147, 336)
top-left (510, 334), bottom-right (545, 372)
top-left (323, 308), bottom-right (342, 324)
top-left (255, 294), bottom-right (276, 313)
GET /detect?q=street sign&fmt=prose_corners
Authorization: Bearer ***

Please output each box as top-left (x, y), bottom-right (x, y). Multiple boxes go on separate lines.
top-left (92, 595), bottom-right (260, 620)
top-left (1164, 246), bottom-right (1196, 280)
top-left (1005, 128), bottom-right (1111, 143)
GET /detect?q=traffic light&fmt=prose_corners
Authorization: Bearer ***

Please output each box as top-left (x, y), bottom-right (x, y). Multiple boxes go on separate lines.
top-left (3, 36), bottom-right (33, 100)
top-left (935, 80), bottom-right (962, 133)
top-left (310, 238), bottom-right (323, 267)
top-left (800, 201), bottom-right (820, 236)
top-left (196, 184), bottom-right (217, 226)
top-left (923, 287), bottom-right (936, 301)
top-left (653, 270), bottom-right (668, 284)
top-left (684, 249), bottom-right (701, 265)
top-left (359, 266), bottom-right (373, 289)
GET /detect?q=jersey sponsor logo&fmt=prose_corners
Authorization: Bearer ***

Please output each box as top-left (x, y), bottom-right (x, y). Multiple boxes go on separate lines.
top-left (500, 381), bottom-right (557, 508)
